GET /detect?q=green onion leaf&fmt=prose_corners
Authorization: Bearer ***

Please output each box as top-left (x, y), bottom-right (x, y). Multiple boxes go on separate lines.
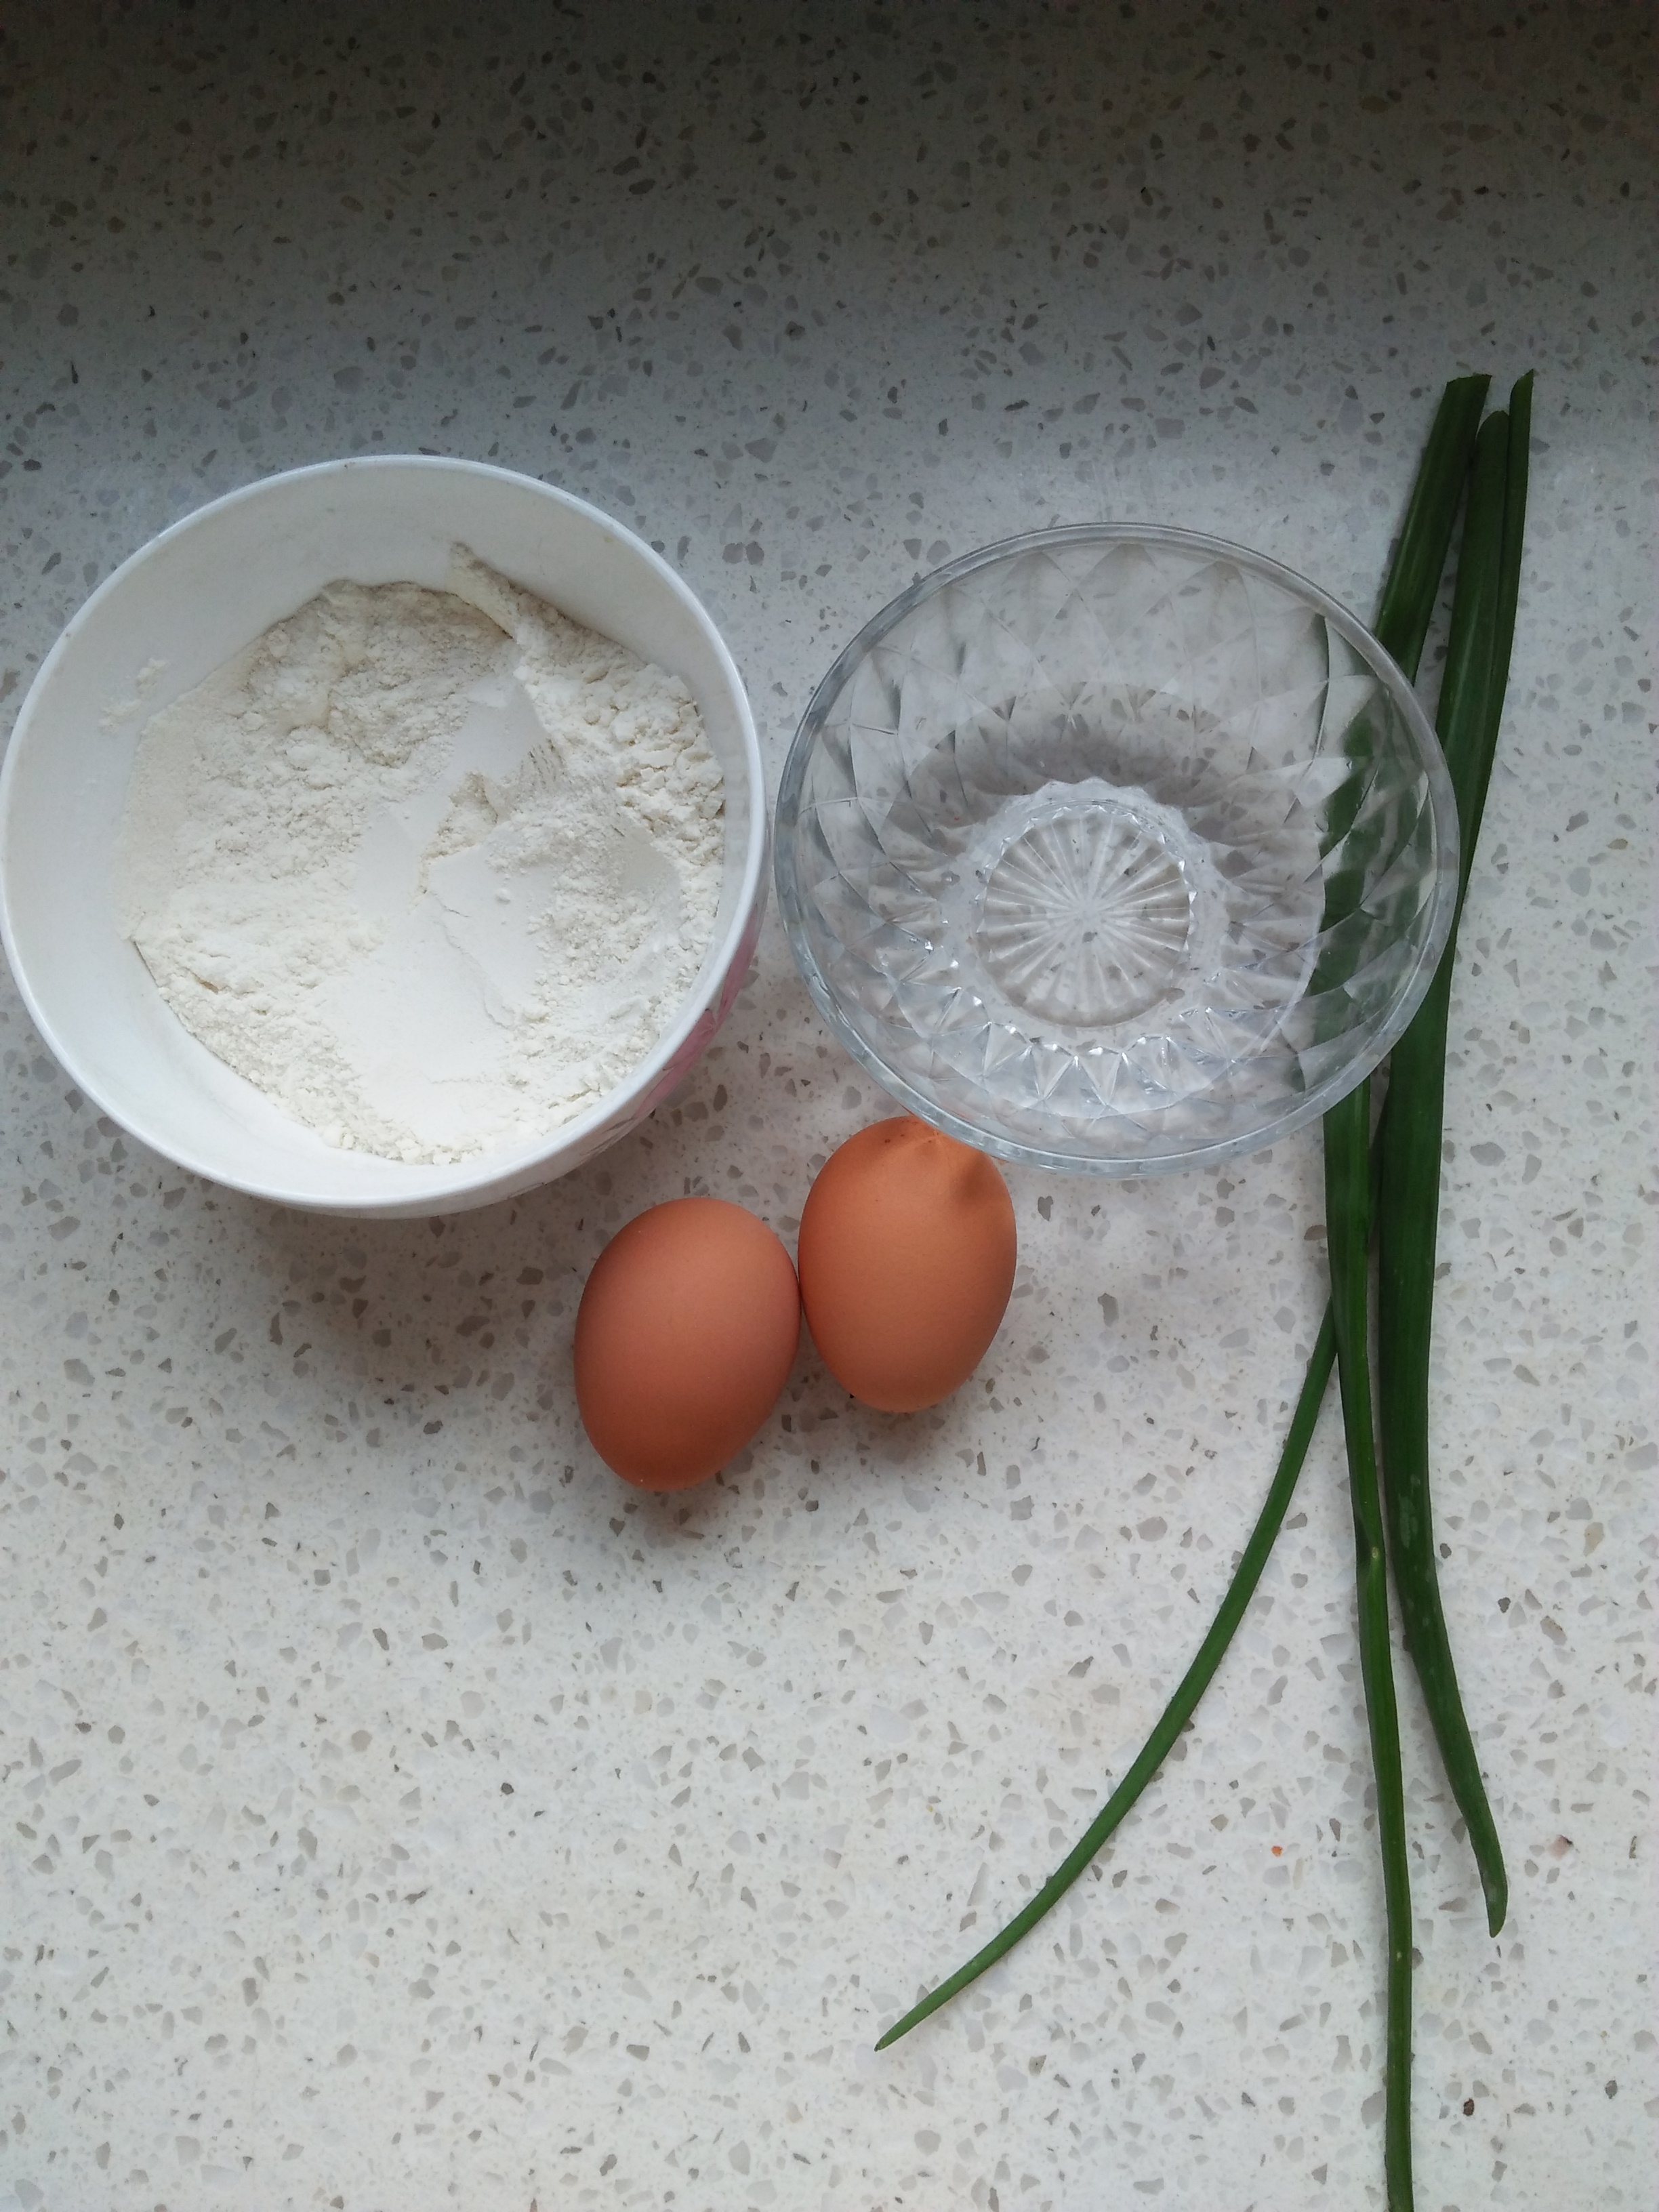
top-left (875, 1312), bottom-right (1336, 2052)
top-left (1374, 373), bottom-right (1490, 682)
top-left (1325, 1076), bottom-right (1416, 2210)
top-left (1376, 381), bottom-right (1532, 1940)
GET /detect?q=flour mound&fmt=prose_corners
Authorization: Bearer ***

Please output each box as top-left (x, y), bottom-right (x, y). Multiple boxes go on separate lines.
top-left (115, 549), bottom-right (725, 1164)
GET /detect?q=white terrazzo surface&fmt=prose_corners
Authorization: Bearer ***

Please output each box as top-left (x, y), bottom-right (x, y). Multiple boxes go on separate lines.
top-left (1, 5), bottom-right (1654, 2209)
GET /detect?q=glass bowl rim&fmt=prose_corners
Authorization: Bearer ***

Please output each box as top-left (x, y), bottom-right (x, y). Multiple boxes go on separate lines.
top-left (774, 520), bottom-right (1459, 1176)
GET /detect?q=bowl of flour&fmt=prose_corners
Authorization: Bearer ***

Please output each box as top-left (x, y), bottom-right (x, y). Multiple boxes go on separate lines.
top-left (0, 458), bottom-right (766, 1215)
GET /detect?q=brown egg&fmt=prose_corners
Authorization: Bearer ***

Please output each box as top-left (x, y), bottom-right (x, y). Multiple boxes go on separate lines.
top-left (798, 1115), bottom-right (1017, 1412)
top-left (575, 1197), bottom-right (800, 1492)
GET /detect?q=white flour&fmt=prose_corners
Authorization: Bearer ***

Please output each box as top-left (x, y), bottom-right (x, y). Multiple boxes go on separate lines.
top-left (114, 548), bottom-right (725, 1164)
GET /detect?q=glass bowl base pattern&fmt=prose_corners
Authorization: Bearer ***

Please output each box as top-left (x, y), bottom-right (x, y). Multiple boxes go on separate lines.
top-left (776, 527), bottom-right (1457, 1176)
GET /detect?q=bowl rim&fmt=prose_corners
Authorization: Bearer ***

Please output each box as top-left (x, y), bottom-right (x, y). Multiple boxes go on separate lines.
top-left (774, 520), bottom-right (1459, 1176)
top-left (0, 453), bottom-right (767, 1214)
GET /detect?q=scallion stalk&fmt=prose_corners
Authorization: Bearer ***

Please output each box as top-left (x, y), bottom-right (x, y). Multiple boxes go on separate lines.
top-left (1376, 377), bottom-right (1532, 1938)
top-left (1373, 374), bottom-right (1491, 678)
top-left (1325, 1076), bottom-right (1416, 2210)
top-left (875, 1313), bottom-right (1336, 2052)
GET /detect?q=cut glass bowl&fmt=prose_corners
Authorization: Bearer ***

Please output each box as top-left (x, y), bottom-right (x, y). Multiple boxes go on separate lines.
top-left (775, 525), bottom-right (1458, 1174)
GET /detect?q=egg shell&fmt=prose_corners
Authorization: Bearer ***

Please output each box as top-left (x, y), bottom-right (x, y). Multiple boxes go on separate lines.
top-left (575, 1197), bottom-right (800, 1491)
top-left (798, 1115), bottom-right (1017, 1412)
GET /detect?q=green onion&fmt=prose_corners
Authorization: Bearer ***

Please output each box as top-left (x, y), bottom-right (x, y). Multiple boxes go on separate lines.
top-left (875, 1312), bottom-right (1337, 2051)
top-left (1324, 1076), bottom-right (1416, 2210)
top-left (1376, 377), bottom-right (1532, 1938)
top-left (1373, 374), bottom-right (1491, 678)
top-left (873, 376), bottom-right (1488, 2057)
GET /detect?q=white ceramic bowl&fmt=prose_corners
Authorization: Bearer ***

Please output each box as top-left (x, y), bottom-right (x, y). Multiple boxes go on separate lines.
top-left (0, 458), bottom-right (766, 1216)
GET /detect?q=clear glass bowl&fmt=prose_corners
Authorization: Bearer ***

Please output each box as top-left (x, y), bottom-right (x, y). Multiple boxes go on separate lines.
top-left (775, 526), bottom-right (1458, 1174)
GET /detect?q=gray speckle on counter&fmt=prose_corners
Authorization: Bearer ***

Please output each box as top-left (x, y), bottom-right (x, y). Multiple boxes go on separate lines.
top-left (1, 4), bottom-right (1654, 2209)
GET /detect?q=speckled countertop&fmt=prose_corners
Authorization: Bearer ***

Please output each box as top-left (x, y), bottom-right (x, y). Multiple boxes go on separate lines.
top-left (1, 5), bottom-right (1654, 2209)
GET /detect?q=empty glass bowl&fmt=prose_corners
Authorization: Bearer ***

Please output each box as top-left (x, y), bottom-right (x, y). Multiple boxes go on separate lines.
top-left (775, 525), bottom-right (1457, 1174)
